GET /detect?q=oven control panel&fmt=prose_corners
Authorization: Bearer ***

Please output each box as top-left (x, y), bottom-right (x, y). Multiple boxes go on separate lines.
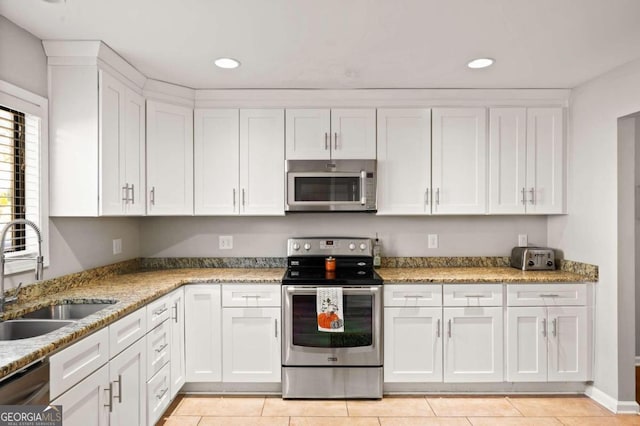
top-left (288, 237), bottom-right (373, 257)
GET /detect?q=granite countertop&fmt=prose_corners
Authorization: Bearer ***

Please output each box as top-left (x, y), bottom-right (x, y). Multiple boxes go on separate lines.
top-left (0, 265), bottom-right (592, 381)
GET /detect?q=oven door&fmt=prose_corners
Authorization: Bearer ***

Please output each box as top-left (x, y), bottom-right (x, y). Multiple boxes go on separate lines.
top-left (286, 171), bottom-right (370, 211)
top-left (282, 285), bottom-right (382, 366)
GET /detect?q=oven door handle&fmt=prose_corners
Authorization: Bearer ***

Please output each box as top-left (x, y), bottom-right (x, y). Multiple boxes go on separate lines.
top-left (286, 287), bottom-right (379, 295)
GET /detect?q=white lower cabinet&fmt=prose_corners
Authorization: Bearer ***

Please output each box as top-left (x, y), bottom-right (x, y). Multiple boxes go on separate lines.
top-left (109, 338), bottom-right (147, 426)
top-left (443, 307), bottom-right (503, 382)
top-left (185, 284), bottom-right (222, 382)
top-left (169, 288), bottom-right (186, 399)
top-left (384, 307), bottom-right (442, 382)
top-left (52, 364), bottom-right (110, 426)
top-left (147, 362), bottom-right (171, 426)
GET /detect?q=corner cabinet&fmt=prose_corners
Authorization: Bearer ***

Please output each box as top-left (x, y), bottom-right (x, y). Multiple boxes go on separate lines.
top-left (431, 108), bottom-right (487, 214)
top-left (146, 100), bottom-right (194, 215)
top-left (489, 107), bottom-right (564, 214)
top-left (48, 66), bottom-right (145, 216)
top-left (285, 108), bottom-right (376, 160)
top-left (376, 109), bottom-right (432, 215)
top-left (194, 109), bottom-right (285, 215)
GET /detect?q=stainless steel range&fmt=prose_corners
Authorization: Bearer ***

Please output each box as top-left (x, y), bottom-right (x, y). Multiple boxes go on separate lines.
top-left (281, 237), bottom-right (383, 399)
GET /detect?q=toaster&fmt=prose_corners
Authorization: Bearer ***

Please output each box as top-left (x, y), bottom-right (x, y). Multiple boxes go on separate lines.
top-left (510, 247), bottom-right (556, 271)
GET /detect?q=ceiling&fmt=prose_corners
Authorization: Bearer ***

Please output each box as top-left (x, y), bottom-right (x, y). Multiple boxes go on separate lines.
top-left (2, 0), bottom-right (640, 90)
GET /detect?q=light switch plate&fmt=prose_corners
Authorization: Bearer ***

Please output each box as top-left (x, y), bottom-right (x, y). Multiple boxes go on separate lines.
top-left (428, 234), bottom-right (438, 249)
top-left (518, 234), bottom-right (528, 247)
top-left (219, 235), bottom-right (233, 250)
top-left (112, 238), bottom-right (122, 255)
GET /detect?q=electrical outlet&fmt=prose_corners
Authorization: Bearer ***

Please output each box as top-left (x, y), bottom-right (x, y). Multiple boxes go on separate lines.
top-left (112, 238), bottom-right (122, 255)
top-left (428, 234), bottom-right (438, 249)
top-left (219, 235), bottom-right (233, 250)
top-left (518, 234), bottom-right (528, 247)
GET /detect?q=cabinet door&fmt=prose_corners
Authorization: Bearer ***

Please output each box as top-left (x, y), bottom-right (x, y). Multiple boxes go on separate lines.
top-left (285, 109), bottom-right (331, 159)
top-left (51, 364), bottom-right (109, 426)
top-left (184, 285), bottom-right (222, 382)
top-left (376, 109), bottom-right (432, 215)
top-left (146, 100), bottom-right (193, 215)
top-left (222, 307), bottom-right (281, 382)
top-left (169, 288), bottom-right (186, 399)
top-left (526, 108), bottom-right (564, 214)
top-left (99, 70), bottom-right (126, 216)
top-left (432, 108), bottom-right (487, 214)
top-left (240, 109), bottom-right (285, 215)
top-left (122, 88), bottom-right (146, 215)
top-left (146, 362), bottom-right (171, 426)
top-left (506, 306), bottom-right (547, 382)
top-left (194, 109), bottom-right (240, 215)
top-left (444, 307), bottom-right (503, 382)
top-left (384, 307), bottom-right (442, 382)
top-left (109, 338), bottom-right (147, 426)
top-left (146, 319), bottom-right (170, 380)
top-left (547, 306), bottom-right (588, 381)
top-left (330, 108), bottom-right (376, 159)
top-left (489, 108), bottom-right (527, 214)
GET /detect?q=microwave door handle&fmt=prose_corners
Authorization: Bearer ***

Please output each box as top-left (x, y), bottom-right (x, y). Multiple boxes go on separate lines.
top-left (360, 170), bottom-right (367, 205)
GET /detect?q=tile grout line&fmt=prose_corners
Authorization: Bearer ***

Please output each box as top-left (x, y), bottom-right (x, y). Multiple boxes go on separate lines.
top-left (504, 395), bottom-right (526, 417)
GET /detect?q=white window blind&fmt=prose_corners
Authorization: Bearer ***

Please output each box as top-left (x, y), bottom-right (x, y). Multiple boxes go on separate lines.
top-left (0, 105), bottom-right (41, 259)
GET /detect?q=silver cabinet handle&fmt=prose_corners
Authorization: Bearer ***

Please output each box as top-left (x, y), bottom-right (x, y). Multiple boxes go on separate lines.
top-left (153, 307), bottom-right (168, 316)
top-left (360, 170), bottom-right (367, 206)
top-left (529, 188), bottom-right (535, 205)
top-left (436, 318), bottom-right (441, 338)
top-left (425, 188), bottom-right (430, 207)
top-left (324, 132), bottom-right (328, 150)
top-left (464, 294), bottom-right (487, 298)
top-left (155, 343), bottom-right (168, 353)
top-left (150, 186), bottom-right (155, 206)
top-left (122, 184), bottom-right (129, 203)
top-left (404, 295), bottom-right (424, 298)
top-left (242, 188), bottom-right (246, 209)
top-left (104, 382), bottom-right (113, 412)
top-left (539, 294), bottom-right (560, 298)
top-left (172, 302), bottom-right (178, 323)
top-left (521, 188), bottom-right (526, 205)
top-left (552, 318), bottom-right (557, 337)
top-left (156, 387), bottom-right (168, 400)
top-left (233, 188), bottom-right (236, 211)
top-left (436, 188), bottom-right (440, 205)
top-left (275, 318), bottom-right (278, 338)
top-left (447, 319), bottom-right (452, 338)
top-left (130, 184), bottom-right (134, 204)
top-left (334, 132), bottom-right (338, 150)
top-left (113, 374), bottom-right (122, 403)
top-left (542, 318), bottom-right (547, 337)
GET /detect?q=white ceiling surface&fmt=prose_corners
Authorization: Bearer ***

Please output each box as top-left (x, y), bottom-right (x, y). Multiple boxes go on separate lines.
top-left (2, 0), bottom-right (640, 89)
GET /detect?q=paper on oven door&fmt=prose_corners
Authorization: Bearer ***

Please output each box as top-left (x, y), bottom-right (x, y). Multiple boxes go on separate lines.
top-left (317, 287), bottom-right (344, 332)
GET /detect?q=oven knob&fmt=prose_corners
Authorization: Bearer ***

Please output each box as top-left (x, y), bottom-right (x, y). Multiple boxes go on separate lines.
top-left (348, 243), bottom-right (356, 250)
top-left (359, 243), bottom-right (367, 251)
top-left (304, 243), bottom-right (311, 251)
top-left (292, 243), bottom-right (300, 251)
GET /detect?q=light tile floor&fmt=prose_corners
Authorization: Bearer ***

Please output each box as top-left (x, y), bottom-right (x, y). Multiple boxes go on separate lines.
top-left (158, 395), bottom-right (640, 426)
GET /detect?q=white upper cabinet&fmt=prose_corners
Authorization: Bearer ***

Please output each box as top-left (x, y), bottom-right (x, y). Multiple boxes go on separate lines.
top-left (377, 109), bottom-right (432, 215)
top-left (489, 107), bottom-right (565, 214)
top-left (194, 109), bottom-right (285, 216)
top-left (286, 109), bottom-right (376, 160)
top-left (49, 66), bottom-right (145, 216)
top-left (432, 108), bottom-right (487, 214)
top-left (146, 100), bottom-right (194, 215)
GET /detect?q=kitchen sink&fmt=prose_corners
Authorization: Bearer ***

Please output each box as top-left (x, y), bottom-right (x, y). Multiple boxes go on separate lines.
top-left (0, 320), bottom-right (75, 341)
top-left (19, 302), bottom-right (115, 320)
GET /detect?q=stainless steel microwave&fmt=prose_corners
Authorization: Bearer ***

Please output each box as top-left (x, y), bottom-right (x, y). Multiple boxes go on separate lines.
top-left (286, 160), bottom-right (377, 212)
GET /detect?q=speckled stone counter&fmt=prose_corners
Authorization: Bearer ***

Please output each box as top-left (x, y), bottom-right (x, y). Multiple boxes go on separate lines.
top-left (377, 267), bottom-right (590, 283)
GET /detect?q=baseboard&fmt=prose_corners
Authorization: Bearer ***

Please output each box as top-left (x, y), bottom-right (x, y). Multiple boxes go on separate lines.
top-left (585, 384), bottom-right (640, 414)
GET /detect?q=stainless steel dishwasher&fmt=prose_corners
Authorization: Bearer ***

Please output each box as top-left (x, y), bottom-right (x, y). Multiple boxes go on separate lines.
top-left (0, 358), bottom-right (49, 404)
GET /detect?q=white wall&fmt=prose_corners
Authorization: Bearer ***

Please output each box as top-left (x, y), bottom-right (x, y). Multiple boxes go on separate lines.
top-left (141, 215), bottom-right (547, 258)
top-left (0, 17), bottom-right (142, 290)
top-left (548, 57), bottom-right (640, 408)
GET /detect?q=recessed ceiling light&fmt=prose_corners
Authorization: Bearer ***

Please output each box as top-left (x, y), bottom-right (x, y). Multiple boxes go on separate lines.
top-left (467, 58), bottom-right (495, 69)
top-left (214, 58), bottom-right (240, 69)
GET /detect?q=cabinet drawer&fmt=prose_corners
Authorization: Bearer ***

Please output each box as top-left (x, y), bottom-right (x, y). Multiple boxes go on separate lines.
top-left (147, 362), bottom-right (171, 426)
top-left (50, 327), bottom-right (109, 400)
top-left (507, 284), bottom-right (587, 306)
top-left (146, 319), bottom-right (170, 380)
top-left (147, 294), bottom-right (171, 330)
top-left (109, 307), bottom-right (147, 358)
top-left (383, 284), bottom-right (442, 307)
top-left (222, 285), bottom-right (281, 307)
top-left (443, 284), bottom-right (503, 307)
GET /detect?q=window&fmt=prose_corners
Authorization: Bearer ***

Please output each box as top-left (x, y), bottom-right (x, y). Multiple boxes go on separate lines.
top-left (0, 80), bottom-right (48, 275)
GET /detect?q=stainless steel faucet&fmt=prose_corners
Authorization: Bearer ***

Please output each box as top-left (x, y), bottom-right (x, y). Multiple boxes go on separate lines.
top-left (0, 219), bottom-right (44, 313)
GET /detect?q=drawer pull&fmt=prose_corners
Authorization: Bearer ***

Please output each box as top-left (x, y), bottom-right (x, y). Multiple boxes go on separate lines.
top-left (539, 294), bottom-right (560, 298)
top-left (403, 295), bottom-right (424, 298)
top-left (153, 307), bottom-right (168, 316)
top-left (242, 295), bottom-right (261, 299)
top-left (463, 294), bottom-right (487, 298)
top-left (156, 387), bottom-right (168, 400)
top-left (155, 343), bottom-right (168, 353)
